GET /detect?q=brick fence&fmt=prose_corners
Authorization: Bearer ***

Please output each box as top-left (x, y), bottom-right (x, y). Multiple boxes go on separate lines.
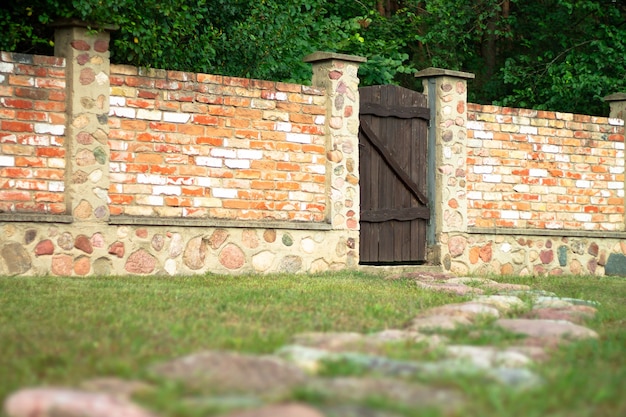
top-left (415, 68), bottom-right (626, 276)
top-left (2, 21), bottom-right (626, 277)
top-left (0, 22), bottom-right (364, 276)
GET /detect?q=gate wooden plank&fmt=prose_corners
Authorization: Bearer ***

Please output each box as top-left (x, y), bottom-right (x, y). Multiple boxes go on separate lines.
top-left (359, 121), bottom-right (428, 206)
top-left (360, 102), bottom-right (430, 119)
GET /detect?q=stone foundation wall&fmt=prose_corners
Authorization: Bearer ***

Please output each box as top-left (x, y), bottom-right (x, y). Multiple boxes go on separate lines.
top-left (0, 222), bottom-right (356, 276)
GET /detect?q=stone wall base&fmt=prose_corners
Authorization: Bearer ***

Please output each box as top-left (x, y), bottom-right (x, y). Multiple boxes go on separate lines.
top-left (0, 222), bottom-right (358, 276)
top-left (441, 231), bottom-right (626, 276)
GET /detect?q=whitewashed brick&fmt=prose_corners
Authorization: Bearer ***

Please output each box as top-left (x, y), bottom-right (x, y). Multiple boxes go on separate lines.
top-left (474, 130), bottom-right (493, 139)
top-left (609, 118), bottom-right (625, 126)
top-left (48, 181), bottom-right (65, 192)
top-left (196, 177), bottom-right (218, 188)
top-left (136, 109), bottom-right (162, 121)
top-left (0, 155), bottom-right (15, 166)
top-left (152, 185), bottom-right (182, 195)
top-left (110, 96), bottom-right (126, 106)
top-left (610, 166), bottom-right (624, 174)
top-left (314, 116), bottom-right (325, 125)
top-left (529, 168), bottom-right (547, 177)
top-left (466, 121), bottom-right (484, 130)
top-left (545, 221), bottom-right (564, 229)
top-left (501, 210), bottom-right (520, 220)
top-left (48, 158), bottom-right (65, 168)
top-left (555, 154), bottom-right (570, 162)
top-left (466, 191), bottom-right (482, 200)
top-left (163, 112), bottom-right (191, 123)
top-left (467, 139), bottom-right (483, 148)
top-left (238, 149), bottom-right (263, 160)
top-left (305, 164), bottom-right (326, 174)
top-left (542, 144), bottom-right (559, 153)
top-left (520, 125), bottom-right (538, 135)
top-left (276, 122), bottom-right (292, 132)
top-left (608, 181), bottom-right (623, 189)
top-left (0, 74), bottom-right (4, 83)
top-left (0, 62), bottom-right (14, 73)
top-left (191, 198), bottom-right (221, 208)
top-left (286, 133), bottom-right (312, 144)
top-left (513, 184), bottom-right (530, 193)
top-left (137, 173), bottom-right (167, 185)
top-left (196, 156), bottom-right (222, 167)
top-left (576, 180), bottom-right (591, 188)
top-left (225, 159), bottom-right (251, 169)
top-left (473, 165), bottom-right (493, 174)
top-left (211, 148), bottom-right (237, 158)
top-left (483, 192), bottom-right (502, 200)
top-left (109, 106), bottom-right (135, 119)
top-left (520, 211), bottom-right (532, 220)
top-left (289, 191), bottom-right (313, 202)
top-left (574, 213), bottom-right (592, 222)
top-left (212, 188), bottom-right (238, 198)
top-left (34, 123), bottom-right (65, 136)
top-left (615, 142), bottom-right (625, 150)
top-left (483, 174), bottom-right (502, 183)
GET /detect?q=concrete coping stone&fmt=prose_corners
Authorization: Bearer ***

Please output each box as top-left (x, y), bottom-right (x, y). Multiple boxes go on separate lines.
top-left (108, 215), bottom-right (333, 231)
top-left (468, 226), bottom-right (626, 240)
top-left (414, 67), bottom-right (475, 80)
top-left (303, 51), bottom-right (367, 64)
top-left (604, 92), bottom-right (626, 102)
top-left (48, 18), bottom-right (119, 31)
top-left (0, 214), bottom-right (73, 224)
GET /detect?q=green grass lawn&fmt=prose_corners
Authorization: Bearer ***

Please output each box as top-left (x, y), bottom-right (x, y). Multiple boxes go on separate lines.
top-left (1, 271), bottom-right (625, 417)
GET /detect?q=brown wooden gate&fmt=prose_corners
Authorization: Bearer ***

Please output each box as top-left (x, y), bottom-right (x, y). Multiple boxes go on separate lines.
top-left (359, 85), bottom-right (430, 264)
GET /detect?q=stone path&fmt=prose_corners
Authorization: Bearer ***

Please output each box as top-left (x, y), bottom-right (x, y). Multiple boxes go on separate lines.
top-left (3, 273), bottom-right (601, 417)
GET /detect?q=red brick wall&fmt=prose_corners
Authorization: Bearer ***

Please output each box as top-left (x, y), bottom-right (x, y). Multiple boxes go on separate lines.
top-left (0, 52), bottom-right (67, 214)
top-left (108, 65), bottom-right (327, 221)
top-left (467, 103), bottom-right (626, 231)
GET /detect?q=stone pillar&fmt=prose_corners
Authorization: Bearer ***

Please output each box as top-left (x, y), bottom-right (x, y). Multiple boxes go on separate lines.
top-left (53, 20), bottom-right (116, 222)
top-left (605, 92), bottom-right (626, 121)
top-left (304, 52), bottom-right (366, 228)
top-left (415, 68), bottom-right (474, 270)
top-left (303, 52), bottom-right (365, 267)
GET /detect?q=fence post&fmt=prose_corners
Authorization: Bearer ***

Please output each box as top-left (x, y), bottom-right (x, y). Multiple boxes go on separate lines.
top-left (52, 20), bottom-right (116, 223)
top-left (415, 68), bottom-right (474, 270)
top-left (303, 52), bottom-right (366, 266)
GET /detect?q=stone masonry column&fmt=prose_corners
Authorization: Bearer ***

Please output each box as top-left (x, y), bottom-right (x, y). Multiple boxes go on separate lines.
top-left (53, 20), bottom-right (116, 222)
top-left (605, 92), bottom-right (626, 121)
top-left (415, 68), bottom-right (474, 272)
top-left (304, 52), bottom-right (366, 266)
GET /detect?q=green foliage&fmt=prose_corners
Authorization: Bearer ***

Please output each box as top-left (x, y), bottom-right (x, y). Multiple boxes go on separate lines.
top-left (1, 0), bottom-right (625, 114)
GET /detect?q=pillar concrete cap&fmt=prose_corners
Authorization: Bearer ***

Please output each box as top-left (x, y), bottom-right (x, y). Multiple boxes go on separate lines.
top-left (604, 92), bottom-right (626, 102)
top-left (414, 67), bottom-right (475, 80)
top-left (49, 18), bottom-right (119, 31)
top-left (303, 51), bottom-right (367, 64)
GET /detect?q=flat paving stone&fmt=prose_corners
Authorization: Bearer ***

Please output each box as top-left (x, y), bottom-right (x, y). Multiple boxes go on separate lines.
top-left (495, 319), bottom-right (599, 341)
top-left (4, 388), bottom-right (157, 417)
top-left (407, 314), bottom-right (473, 331)
top-left (222, 403), bottom-right (325, 417)
top-left (150, 351), bottom-right (307, 397)
top-left (444, 345), bottom-right (533, 368)
top-left (473, 295), bottom-right (526, 314)
top-left (523, 305), bottom-right (597, 325)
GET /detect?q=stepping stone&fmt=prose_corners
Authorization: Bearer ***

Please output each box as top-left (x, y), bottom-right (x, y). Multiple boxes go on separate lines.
top-left (4, 388), bottom-right (156, 417)
top-left (150, 351), bottom-right (307, 397)
top-left (292, 332), bottom-right (365, 351)
top-left (533, 296), bottom-right (575, 309)
top-left (495, 319), bottom-right (599, 341)
top-left (79, 377), bottom-right (153, 399)
top-left (407, 314), bottom-right (473, 331)
top-left (415, 280), bottom-right (484, 296)
top-left (306, 377), bottom-right (465, 412)
top-left (444, 345), bottom-right (533, 368)
top-left (367, 329), bottom-right (448, 348)
top-left (419, 302), bottom-right (501, 320)
top-left (472, 295), bottom-right (526, 313)
top-left (523, 305), bottom-right (597, 325)
top-left (222, 403), bottom-right (325, 417)
top-left (322, 404), bottom-right (404, 417)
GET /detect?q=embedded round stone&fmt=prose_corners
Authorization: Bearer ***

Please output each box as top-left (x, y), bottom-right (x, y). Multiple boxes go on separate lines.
top-left (1, 242), bottom-right (32, 275)
top-left (252, 251), bottom-right (275, 272)
top-left (208, 229), bottom-right (229, 249)
top-left (263, 229), bottom-right (276, 243)
top-left (282, 233), bottom-right (293, 246)
top-left (74, 234), bottom-right (93, 254)
top-left (35, 240), bottom-right (54, 256)
top-left (183, 236), bottom-right (208, 270)
top-left (51, 254), bottom-right (73, 276)
top-left (74, 256), bottom-right (91, 276)
top-left (125, 249), bottom-right (157, 274)
top-left (219, 244), bottom-right (245, 270)
top-left (280, 255), bottom-right (302, 273)
top-left (108, 241), bottom-right (125, 258)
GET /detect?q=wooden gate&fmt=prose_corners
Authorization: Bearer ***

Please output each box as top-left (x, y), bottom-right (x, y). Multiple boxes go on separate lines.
top-left (359, 85), bottom-right (430, 264)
